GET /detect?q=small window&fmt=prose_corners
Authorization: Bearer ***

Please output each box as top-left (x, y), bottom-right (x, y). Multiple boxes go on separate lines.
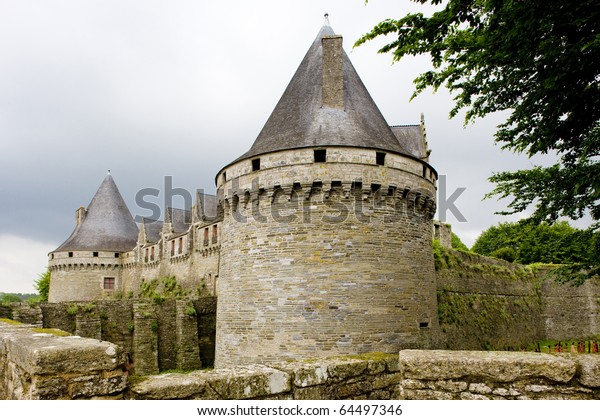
top-left (178, 237), bottom-right (183, 254)
top-left (252, 158), bottom-right (261, 171)
top-left (68, 252), bottom-right (73, 258)
top-left (376, 152), bottom-right (386, 166)
top-left (51, 253), bottom-right (54, 260)
top-left (103, 277), bottom-right (115, 290)
top-left (144, 248), bottom-right (148, 262)
top-left (204, 227), bottom-right (209, 243)
top-left (212, 225), bottom-right (218, 243)
top-left (422, 165), bottom-right (427, 178)
top-left (93, 251), bottom-right (99, 257)
top-left (222, 171), bottom-right (227, 182)
top-left (171, 240), bottom-right (175, 256)
top-left (151, 247), bottom-right (155, 261)
top-left (314, 149), bottom-right (326, 163)
top-left (419, 322), bottom-right (429, 329)
top-left (114, 252), bottom-right (120, 258)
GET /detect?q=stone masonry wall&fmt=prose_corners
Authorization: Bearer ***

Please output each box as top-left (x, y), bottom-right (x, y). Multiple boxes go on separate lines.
top-left (398, 350), bottom-right (600, 400)
top-left (2, 325), bottom-right (599, 400)
top-left (541, 276), bottom-right (600, 340)
top-left (216, 147), bottom-right (440, 367)
top-left (0, 320), bottom-right (128, 400)
top-left (129, 353), bottom-right (402, 400)
top-left (129, 351), bottom-right (600, 400)
top-left (39, 298), bottom-right (216, 374)
top-left (435, 249), bottom-right (544, 350)
top-left (435, 249), bottom-right (600, 350)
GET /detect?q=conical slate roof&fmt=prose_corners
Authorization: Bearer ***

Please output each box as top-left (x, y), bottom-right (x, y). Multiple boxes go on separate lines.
top-left (53, 174), bottom-right (139, 252)
top-left (233, 23), bottom-right (412, 163)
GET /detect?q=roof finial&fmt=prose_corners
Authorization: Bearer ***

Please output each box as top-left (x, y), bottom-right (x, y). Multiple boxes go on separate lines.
top-left (324, 13), bottom-right (330, 26)
top-left (107, 169), bottom-right (111, 175)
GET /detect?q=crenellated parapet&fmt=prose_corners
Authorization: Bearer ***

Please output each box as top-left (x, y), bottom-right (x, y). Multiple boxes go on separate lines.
top-left (218, 147), bottom-right (437, 222)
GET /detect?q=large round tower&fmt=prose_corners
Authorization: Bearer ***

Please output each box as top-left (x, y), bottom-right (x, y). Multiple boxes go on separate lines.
top-left (215, 21), bottom-right (440, 367)
top-left (48, 173), bottom-right (139, 302)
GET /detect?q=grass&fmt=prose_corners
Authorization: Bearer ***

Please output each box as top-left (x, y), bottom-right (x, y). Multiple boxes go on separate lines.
top-left (31, 327), bottom-right (71, 337)
top-left (0, 318), bottom-right (22, 325)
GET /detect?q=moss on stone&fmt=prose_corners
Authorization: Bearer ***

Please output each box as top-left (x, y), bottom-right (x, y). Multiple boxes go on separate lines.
top-left (0, 318), bottom-right (21, 325)
top-left (31, 327), bottom-right (71, 337)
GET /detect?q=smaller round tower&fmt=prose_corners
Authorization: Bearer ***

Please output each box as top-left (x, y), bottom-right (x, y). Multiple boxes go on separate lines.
top-left (48, 173), bottom-right (139, 302)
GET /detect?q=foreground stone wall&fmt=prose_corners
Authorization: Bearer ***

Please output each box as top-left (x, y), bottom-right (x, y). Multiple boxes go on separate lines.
top-left (129, 351), bottom-right (600, 400)
top-left (2, 326), bottom-right (598, 401)
top-left (129, 354), bottom-right (401, 400)
top-left (0, 320), bottom-right (127, 400)
top-left (398, 350), bottom-right (600, 400)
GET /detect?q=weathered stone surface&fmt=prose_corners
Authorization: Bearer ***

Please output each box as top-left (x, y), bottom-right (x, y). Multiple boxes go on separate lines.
top-left (273, 360), bottom-right (330, 387)
top-left (401, 389), bottom-right (454, 400)
top-left (399, 350), bottom-right (577, 383)
top-left (129, 372), bottom-right (219, 400)
top-left (574, 354), bottom-right (600, 388)
top-left (132, 365), bottom-right (291, 400)
top-left (205, 366), bottom-right (290, 399)
top-left (0, 321), bottom-right (127, 400)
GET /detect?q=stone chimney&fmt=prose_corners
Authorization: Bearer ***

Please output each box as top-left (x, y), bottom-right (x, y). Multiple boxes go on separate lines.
top-left (321, 34), bottom-right (344, 109)
top-left (75, 206), bottom-right (86, 225)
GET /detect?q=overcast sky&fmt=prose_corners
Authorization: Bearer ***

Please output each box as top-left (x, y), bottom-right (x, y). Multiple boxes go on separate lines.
top-left (0, 0), bottom-right (572, 293)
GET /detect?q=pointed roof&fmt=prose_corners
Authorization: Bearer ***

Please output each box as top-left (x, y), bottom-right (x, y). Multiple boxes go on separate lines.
top-left (166, 207), bottom-right (192, 234)
top-left (231, 22), bottom-right (413, 164)
top-left (390, 125), bottom-right (427, 160)
top-left (53, 174), bottom-right (139, 252)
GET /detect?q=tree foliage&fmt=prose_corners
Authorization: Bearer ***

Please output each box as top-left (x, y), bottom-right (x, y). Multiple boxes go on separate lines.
top-left (356, 0), bottom-right (600, 225)
top-left (471, 221), bottom-right (597, 266)
top-left (450, 232), bottom-right (468, 251)
top-left (34, 270), bottom-right (50, 302)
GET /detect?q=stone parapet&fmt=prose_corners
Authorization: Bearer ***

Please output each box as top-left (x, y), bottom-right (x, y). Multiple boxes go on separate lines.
top-left (398, 350), bottom-right (600, 400)
top-left (0, 320), bottom-right (127, 399)
top-left (129, 353), bottom-right (400, 400)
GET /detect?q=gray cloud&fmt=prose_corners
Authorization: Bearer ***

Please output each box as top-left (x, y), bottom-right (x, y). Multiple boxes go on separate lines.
top-left (0, 0), bottom-right (569, 292)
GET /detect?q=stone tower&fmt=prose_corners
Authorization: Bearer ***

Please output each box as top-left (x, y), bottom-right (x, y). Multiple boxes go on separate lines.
top-left (214, 21), bottom-right (440, 367)
top-left (48, 173), bottom-right (139, 302)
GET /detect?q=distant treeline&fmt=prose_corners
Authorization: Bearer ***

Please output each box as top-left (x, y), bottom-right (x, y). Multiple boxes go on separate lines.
top-left (0, 292), bottom-right (40, 304)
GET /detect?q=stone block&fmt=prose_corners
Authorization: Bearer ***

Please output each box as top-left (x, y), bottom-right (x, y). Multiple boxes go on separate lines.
top-left (129, 372), bottom-right (217, 400)
top-left (399, 350), bottom-right (576, 383)
top-left (199, 365), bottom-right (290, 399)
top-left (575, 354), bottom-right (600, 388)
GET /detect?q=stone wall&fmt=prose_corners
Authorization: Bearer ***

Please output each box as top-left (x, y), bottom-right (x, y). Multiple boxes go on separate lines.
top-left (435, 249), bottom-right (544, 350)
top-left (2, 325), bottom-right (599, 401)
top-left (129, 351), bottom-right (600, 400)
top-left (0, 320), bottom-right (128, 400)
top-left (398, 350), bottom-right (600, 400)
top-left (129, 353), bottom-right (401, 400)
top-left (435, 249), bottom-right (600, 350)
top-left (38, 298), bottom-right (216, 374)
top-left (541, 276), bottom-right (600, 340)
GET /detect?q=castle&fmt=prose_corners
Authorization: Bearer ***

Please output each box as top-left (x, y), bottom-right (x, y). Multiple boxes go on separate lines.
top-left (48, 20), bottom-right (442, 367)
